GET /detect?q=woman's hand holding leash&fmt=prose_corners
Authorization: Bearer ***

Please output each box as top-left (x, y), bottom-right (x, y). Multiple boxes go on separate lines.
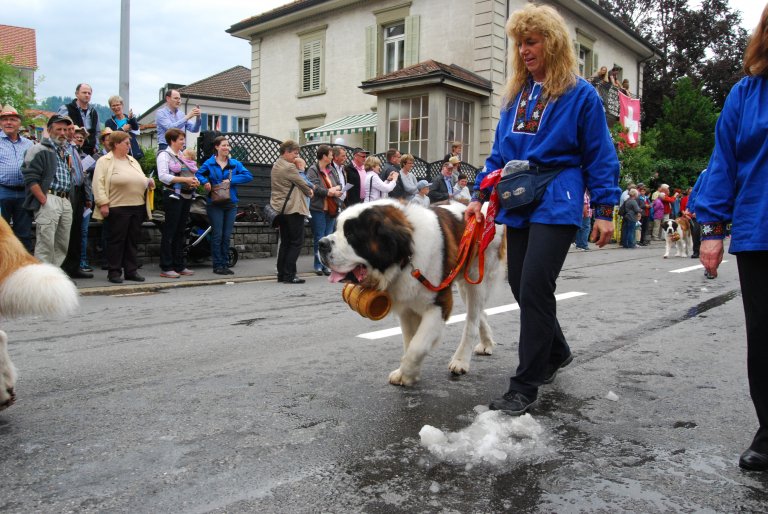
top-left (465, 201), bottom-right (484, 223)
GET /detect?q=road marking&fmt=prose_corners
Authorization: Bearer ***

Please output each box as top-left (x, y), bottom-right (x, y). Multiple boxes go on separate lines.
top-left (356, 291), bottom-right (588, 340)
top-left (669, 260), bottom-right (729, 273)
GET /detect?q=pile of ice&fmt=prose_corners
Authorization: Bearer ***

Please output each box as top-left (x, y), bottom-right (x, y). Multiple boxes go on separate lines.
top-left (418, 406), bottom-right (547, 466)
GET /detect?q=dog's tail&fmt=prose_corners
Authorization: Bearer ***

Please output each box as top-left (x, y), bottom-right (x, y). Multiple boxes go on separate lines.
top-left (0, 218), bottom-right (79, 319)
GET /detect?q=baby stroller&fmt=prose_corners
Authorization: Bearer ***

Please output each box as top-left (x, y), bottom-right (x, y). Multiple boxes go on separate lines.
top-left (184, 197), bottom-right (239, 268)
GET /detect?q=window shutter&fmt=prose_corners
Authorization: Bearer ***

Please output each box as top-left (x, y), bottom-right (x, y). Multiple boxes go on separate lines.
top-left (404, 15), bottom-right (420, 67)
top-left (231, 116), bottom-right (238, 132)
top-left (301, 39), bottom-right (322, 93)
top-left (573, 41), bottom-right (580, 60)
top-left (593, 53), bottom-right (600, 74)
top-left (365, 25), bottom-right (377, 79)
top-left (221, 116), bottom-right (228, 132)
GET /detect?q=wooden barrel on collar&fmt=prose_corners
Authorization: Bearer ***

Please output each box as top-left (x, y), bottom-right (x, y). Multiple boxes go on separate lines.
top-left (342, 283), bottom-right (392, 321)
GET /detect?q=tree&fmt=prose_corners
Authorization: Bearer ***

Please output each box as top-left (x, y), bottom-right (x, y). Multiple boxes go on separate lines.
top-left (0, 57), bottom-right (35, 124)
top-left (599, 0), bottom-right (748, 127)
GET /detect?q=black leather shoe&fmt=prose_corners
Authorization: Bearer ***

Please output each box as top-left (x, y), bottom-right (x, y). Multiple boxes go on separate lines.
top-left (283, 277), bottom-right (306, 284)
top-left (315, 269), bottom-right (323, 276)
top-left (690, 253), bottom-right (700, 258)
top-left (108, 276), bottom-right (124, 284)
top-left (489, 391), bottom-right (536, 416)
top-left (124, 273), bottom-right (145, 282)
top-left (322, 267), bottom-right (331, 276)
top-left (213, 268), bottom-right (229, 275)
top-left (739, 448), bottom-right (768, 471)
top-left (224, 268), bottom-right (235, 275)
top-left (543, 354), bottom-right (574, 384)
top-left (68, 269), bottom-right (94, 279)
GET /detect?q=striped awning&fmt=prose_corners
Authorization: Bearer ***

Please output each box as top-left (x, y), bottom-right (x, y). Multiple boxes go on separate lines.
top-left (304, 113), bottom-right (377, 137)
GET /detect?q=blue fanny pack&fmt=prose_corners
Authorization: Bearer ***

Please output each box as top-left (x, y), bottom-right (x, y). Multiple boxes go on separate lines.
top-left (496, 161), bottom-right (562, 211)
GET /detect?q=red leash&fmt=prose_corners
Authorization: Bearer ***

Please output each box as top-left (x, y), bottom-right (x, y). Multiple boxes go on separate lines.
top-left (410, 217), bottom-right (485, 291)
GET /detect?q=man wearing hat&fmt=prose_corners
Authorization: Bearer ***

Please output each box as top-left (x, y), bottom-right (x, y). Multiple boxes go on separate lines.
top-left (21, 114), bottom-right (76, 265)
top-left (344, 148), bottom-right (369, 207)
top-left (0, 105), bottom-right (35, 252)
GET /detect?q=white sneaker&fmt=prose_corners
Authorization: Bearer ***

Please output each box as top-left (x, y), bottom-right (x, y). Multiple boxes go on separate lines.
top-left (178, 268), bottom-right (195, 276)
top-left (160, 270), bottom-right (180, 278)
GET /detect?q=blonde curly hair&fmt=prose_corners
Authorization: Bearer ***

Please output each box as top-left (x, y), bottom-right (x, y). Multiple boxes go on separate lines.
top-left (502, 4), bottom-right (577, 108)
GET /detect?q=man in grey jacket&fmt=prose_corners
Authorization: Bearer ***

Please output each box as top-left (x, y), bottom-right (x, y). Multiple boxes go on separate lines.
top-left (22, 114), bottom-right (75, 265)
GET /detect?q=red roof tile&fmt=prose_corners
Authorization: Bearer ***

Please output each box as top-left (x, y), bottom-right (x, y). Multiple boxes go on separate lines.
top-left (0, 25), bottom-right (37, 69)
top-left (179, 65), bottom-right (251, 102)
top-left (362, 60), bottom-right (492, 91)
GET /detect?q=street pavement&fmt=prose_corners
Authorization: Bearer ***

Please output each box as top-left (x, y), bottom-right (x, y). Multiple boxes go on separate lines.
top-left (2, 238), bottom-right (767, 513)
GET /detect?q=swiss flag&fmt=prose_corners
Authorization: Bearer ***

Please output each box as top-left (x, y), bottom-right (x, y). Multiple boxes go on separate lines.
top-left (619, 92), bottom-right (641, 146)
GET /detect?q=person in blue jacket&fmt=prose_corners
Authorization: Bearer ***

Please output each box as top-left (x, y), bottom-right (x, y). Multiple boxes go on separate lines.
top-left (696, 6), bottom-right (768, 472)
top-left (465, 3), bottom-right (620, 416)
top-left (197, 136), bottom-right (253, 275)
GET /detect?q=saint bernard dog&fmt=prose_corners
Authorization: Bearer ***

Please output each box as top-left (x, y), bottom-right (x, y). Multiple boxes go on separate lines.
top-left (0, 218), bottom-right (79, 411)
top-left (662, 216), bottom-right (693, 258)
top-left (318, 199), bottom-right (505, 386)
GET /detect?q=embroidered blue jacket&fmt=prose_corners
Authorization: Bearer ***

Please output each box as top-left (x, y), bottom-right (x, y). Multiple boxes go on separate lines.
top-left (695, 75), bottom-right (768, 253)
top-left (474, 76), bottom-right (620, 228)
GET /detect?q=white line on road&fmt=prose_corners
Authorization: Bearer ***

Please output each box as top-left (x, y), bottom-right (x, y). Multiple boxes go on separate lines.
top-left (356, 291), bottom-right (588, 340)
top-left (669, 260), bottom-right (729, 273)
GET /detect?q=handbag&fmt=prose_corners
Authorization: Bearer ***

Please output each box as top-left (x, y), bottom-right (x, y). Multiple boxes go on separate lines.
top-left (320, 169), bottom-right (339, 218)
top-left (264, 184), bottom-right (295, 228)
top-left (495, 161), bottom-right (562, 212)
top-left (210, 168), bottom-right (233, 204)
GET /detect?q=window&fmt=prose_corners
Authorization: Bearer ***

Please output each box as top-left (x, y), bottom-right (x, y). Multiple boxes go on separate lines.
top-left (383, 23), bottom-right (405, 74)
top-left (446, 97), bottom-right (471, 159)
top-left (574, 29), bottom-right (596, 78)
top-left (236, 117), bottom-right (249, 132)
top-left (387, 95), bottom-right (428, 159)
top-left (299, 28), bottom-right (326, 96)
top-left (206, 114), bottom-right (222, 132)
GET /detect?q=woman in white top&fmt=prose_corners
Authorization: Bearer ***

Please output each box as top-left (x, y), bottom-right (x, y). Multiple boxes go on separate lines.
top-left (363, 156), bottom-right (398, 202)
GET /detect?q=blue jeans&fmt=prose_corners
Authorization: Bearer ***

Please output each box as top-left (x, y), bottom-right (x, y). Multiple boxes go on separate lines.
top-left (309, 210), bottom-right (337, 270)
top-left (575, 216), bottom-right (591, 249)
top-left (0, 186), bottom-right (34, 253)
top-left (207, 202), bottom-right (237, 269)
top-left (622, 218), bottom-right (636, 248)
top-left (80, 209), bottom-right (92, 267)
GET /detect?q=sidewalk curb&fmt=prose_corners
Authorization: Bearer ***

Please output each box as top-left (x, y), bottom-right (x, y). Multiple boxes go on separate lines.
top-left (78, 272), bottom-right (315, 296)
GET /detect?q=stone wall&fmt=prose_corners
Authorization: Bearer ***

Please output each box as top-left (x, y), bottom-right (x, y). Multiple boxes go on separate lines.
top-left (82, 221), bottom-right (314, 264)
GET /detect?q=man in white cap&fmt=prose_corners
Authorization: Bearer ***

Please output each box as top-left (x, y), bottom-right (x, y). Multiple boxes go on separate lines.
top-left (0, 105), bottom-right (35, 252)
top-left (21, 114), bottom-right (75, 265)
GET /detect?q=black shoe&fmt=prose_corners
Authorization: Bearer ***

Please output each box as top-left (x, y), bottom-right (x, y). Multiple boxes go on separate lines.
top-left (283, 277), bottom-right (306, 284)
top-left (213, 268), bottom-right (229, 275)
top-left (108, 276), bottom-right (124, 284)
top-left (124, 273), bottom-right (145, 282)
top-left (691, 253), bottom-right (699, 258)
top-left (224, 268), bottom-right (235, 275)
top-left (68, 269), bottom-right (94, 279)
top-left (489, 391), bottom-right (536, 416)
top-left (543, 354), bottom-right (574, 384)
top-left (315, 269), bottom-right (324, 276)
top-left (101, 264), bottom-right (109, 270)
top-left (739, 448), bottom-right (768, 471)
top-left (322, 267), bottom-right (331, 276)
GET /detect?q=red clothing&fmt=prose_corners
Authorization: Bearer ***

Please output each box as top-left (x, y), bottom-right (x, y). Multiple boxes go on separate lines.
top-left (661, 193), bottom-right (675, 215)
top-left (680, 195), bottom-right (689, 212)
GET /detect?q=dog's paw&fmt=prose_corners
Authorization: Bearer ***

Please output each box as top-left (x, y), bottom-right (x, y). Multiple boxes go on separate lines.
top-left (388, 368), bottom-right (417, 386)
top-left (473, 341), bottom-right (494, 356)
top-left (448, 359), bottom-right (469, 375)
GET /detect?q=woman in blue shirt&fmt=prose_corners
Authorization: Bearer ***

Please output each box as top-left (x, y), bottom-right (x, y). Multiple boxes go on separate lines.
top-left (697, 6), bottom-right (768, 472)
top-left (197, 137), bottom-right (253, 275)
top-left (465, 4), bottom-right (620, 416)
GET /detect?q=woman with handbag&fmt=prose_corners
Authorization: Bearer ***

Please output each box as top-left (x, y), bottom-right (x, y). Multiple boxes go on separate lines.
top-left (92, 131), bottom-right (155, 283)
top-left (157, 128), bottom-right (199, 278)
top-left (270, 140), bottom-right (314, 284)
top-left (306, 145), bottom-right (343, 275)
top-left (465, 4), bottom-right (620, 416)
top-left (197, 136), bottom-right (253, 275)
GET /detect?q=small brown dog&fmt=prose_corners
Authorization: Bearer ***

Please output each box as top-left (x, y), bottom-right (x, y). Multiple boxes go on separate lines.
top-left (662, 216), bottom-right (693, 258)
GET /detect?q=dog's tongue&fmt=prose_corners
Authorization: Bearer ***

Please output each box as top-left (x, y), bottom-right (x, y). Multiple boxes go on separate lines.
top-left (328, 271), bottom-right (346, 283)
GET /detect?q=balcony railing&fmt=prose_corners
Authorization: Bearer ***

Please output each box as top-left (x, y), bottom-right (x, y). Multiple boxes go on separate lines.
top-left (588, 78), bottom-right (640, 120)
